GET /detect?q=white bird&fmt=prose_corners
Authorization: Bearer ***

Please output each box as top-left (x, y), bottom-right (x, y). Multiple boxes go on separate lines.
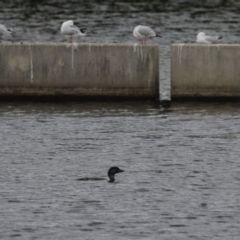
top-left (133, 25), bottom-right (160, 44)
top-left (0, 24), bottom-right (14, 41)
top-left (61, 20), bottom-right (86, 43)
top-left (196, 32), bottom-right (222, 44)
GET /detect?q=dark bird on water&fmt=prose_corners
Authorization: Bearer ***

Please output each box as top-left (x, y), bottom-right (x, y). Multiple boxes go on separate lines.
top-left (108, 167), bottom-right (124, 182)
top-left (77, 167), bottom-right (124, 183)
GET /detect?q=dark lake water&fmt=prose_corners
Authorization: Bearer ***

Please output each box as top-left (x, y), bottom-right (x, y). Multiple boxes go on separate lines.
top-left (1, 1), bottom-right (240, 239)
top-left (1, 101), bottom-right (240, 240)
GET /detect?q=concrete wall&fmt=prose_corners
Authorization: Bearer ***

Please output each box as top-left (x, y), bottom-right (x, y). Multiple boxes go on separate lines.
top-left (0, 43), bottom-right (159, 100)
top-left (171, 44), bottom-right (240, 100)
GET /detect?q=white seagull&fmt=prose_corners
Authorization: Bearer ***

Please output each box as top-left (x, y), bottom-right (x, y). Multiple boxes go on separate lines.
top-left (61, 20), bottom-right (87, 43)
top-left (0, 24), bottom-right (14, 41)
top-left (196, 32), bottom-right (222, 44)
top-left (133, 25), bottom-right (160, 44)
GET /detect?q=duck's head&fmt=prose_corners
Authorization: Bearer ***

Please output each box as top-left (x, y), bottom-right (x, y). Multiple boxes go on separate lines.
top-left (108, 167), bottom-right (124, 182)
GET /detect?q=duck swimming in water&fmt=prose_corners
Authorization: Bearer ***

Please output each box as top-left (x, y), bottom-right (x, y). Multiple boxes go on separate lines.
top-left (108, 167), bottom-right (124, 182)
top-left (77, 167), bottom-right (124, 183)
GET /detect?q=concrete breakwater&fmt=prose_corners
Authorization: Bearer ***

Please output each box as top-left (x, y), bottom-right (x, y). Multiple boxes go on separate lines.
top-left (0, 43), bottom-right (159, 100)
top-left (171, 44), bottom-right (240, 100)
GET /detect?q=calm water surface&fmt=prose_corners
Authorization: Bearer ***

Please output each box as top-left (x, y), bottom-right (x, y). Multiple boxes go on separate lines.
top-left (1, 1), bottom-right (240, 239)
top-left (0, 101), bottom-right (240, 239)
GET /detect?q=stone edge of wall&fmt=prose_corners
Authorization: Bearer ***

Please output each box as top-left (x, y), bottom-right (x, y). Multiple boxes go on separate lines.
top-left (0, 43), bottom-right (159, 101)
top-left (171, 43), bottom-right (240, 101)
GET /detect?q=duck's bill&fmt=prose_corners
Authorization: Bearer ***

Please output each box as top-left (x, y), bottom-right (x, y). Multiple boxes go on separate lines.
top-left (118, 169), bottom-right (124, 173)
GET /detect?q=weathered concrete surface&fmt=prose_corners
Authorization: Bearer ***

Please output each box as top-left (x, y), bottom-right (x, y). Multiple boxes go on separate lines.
top-left (171, 44), bottom-right (240, 100)
top-left (0, 43), bottom-right (159, 100)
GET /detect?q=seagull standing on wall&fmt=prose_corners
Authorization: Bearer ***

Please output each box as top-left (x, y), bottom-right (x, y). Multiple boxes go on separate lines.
top-left (133, 25), bottom-right (160, 44)
top-left (196, 32), bottom-right (222, 44)
top-left (0, 24), bottom-right (14, 41)
top-left (61, 20), bottom-right (87, 43)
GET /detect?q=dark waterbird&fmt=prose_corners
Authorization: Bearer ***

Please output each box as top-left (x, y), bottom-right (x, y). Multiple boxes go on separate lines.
top-left (77, 167), bottom-right (124, 183)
